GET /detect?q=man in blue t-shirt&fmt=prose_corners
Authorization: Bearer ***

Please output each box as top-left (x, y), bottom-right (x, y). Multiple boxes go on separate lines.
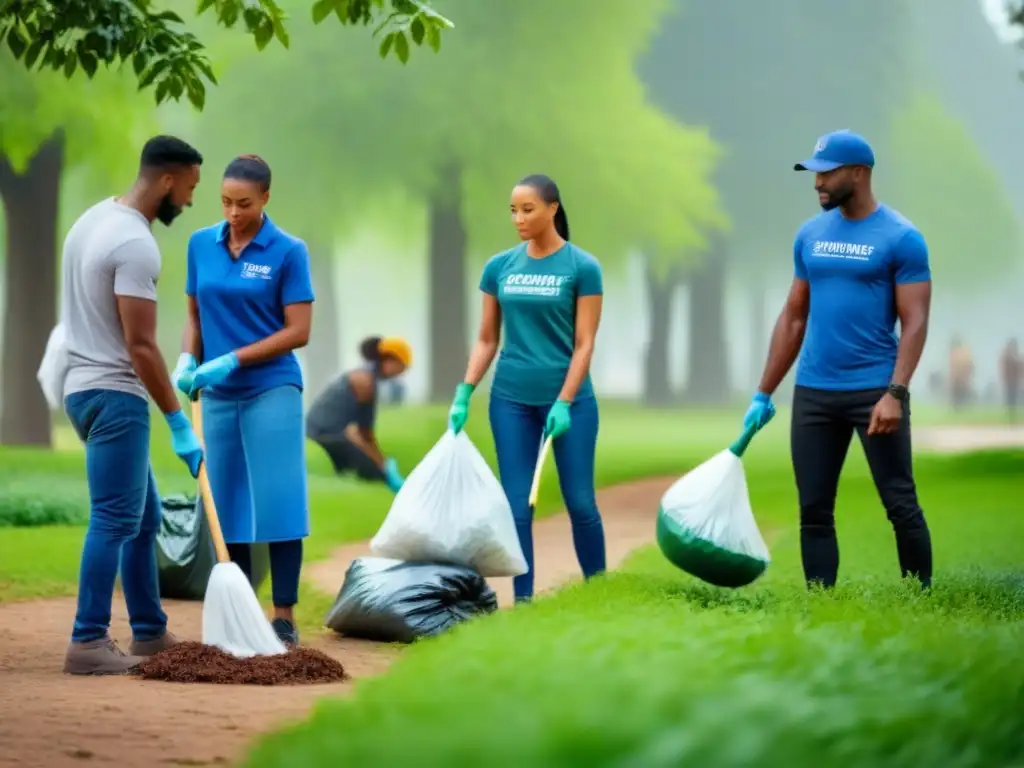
top-left (742, 129), bottom-right (933, 590)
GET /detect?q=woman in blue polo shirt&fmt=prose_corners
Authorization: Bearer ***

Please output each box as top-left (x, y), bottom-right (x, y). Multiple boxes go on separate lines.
top-left (447, 173), bottom-right (606, 603)
top-left (172, 154), bottom-right (314, 646)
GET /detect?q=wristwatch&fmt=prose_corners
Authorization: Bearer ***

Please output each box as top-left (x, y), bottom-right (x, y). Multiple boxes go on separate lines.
top-left (887, 383), bottom-right (908, 402)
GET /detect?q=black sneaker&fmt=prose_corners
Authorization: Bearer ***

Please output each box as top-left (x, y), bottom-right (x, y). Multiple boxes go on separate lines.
top-left (271, 618), bottom-right (299, 647)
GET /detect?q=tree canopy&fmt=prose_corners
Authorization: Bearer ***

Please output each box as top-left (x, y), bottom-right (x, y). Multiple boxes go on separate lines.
top-left (883, 93), bottom-right (1021, 288)
top-left (0, 0), bottom-right (453, 109)
top-left (193, 0), bottom-right (725, 270)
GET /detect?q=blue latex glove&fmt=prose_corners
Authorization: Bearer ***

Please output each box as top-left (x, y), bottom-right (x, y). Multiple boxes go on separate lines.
top-left (189, 352), bottom-right (240, 396)
top-left (544, 400), bottom-right (572, 439)
top-left (743, 391), bottom-right (776, 433)
top-left (165, 409), bottom-right (203, 478)
top-left (448, 382), bottom-right (474, 435)
top-left (172, 353), bottom-right (198, 397)
top-left (382, 457), bottom-right (404, 493)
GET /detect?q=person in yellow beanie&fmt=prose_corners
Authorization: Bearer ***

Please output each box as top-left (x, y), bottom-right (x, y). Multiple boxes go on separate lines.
top-left (305, 335), bottom-right (411, 492)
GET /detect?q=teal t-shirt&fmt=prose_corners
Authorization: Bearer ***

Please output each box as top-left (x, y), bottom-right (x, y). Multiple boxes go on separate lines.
top-left (481, 242), bottom-right (603, 406)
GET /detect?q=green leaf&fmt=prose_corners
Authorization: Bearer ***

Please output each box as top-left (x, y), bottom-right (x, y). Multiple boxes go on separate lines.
top-left (196, 0), bottom-right (217, 15)
top-left (187, 78), bottom-right (207, 111)
top-left (139, 58), bottom-right (171, 88)
top-left (410, 16), bottom-right (424, 45)
top-left (153, 10), bottom-right (185, 24)
top-left (79, 51), bottom-right (98, 77)
top-left (132, 51), bottom-right (147, 76)
top-left (425, 19), bottom-right (441, 52)
top-left (155, 78), bottom-right (171, 104)
top-left (272, 15), bottom-right (290, 47)
top-left (6, 27), bottom-right (27, 60)
top-left (393, 29), bottom-right (409, 63)
top-left (63, 52), bottom-right (78, 78)
top-left (378, 31), bottom-right (395, 58)
top-left (311, 0), bottom-right (335, 24)
top-left (253, 20), bottom-right (274, 50)
top-left (23, 39), bottom-right (45, 69)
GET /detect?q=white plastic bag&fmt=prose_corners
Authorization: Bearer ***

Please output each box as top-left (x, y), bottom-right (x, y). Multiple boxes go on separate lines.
top-left (370, 430), bottom-right (528, 578)
top-left (37, 323), bottom-right (69, 410)
top-left (656, 447), bottom-right (770, 588)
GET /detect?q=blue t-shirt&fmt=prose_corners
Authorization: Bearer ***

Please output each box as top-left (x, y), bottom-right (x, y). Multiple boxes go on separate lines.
top-left (481, 242), bottom-right (603, 406)
top-left (793, 204), bottom-right (930, 391)
top-left (186, 215), bottom-right (315, 399)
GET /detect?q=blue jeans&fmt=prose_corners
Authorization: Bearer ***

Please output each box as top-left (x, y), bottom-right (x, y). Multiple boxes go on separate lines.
top-left (65, 389), bottom-right (167, 643)
top-left (488, 394), bottom-right (607, 600)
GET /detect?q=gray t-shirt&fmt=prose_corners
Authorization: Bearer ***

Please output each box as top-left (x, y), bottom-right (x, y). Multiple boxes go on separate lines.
top-left (61, 198), bottom-right (161, 400)
top-left (305, 368), bottom-right (378, 438)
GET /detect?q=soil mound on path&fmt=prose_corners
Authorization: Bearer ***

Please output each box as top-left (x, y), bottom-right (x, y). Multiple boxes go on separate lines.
top-left (134, 641), bottom-right (348, 685)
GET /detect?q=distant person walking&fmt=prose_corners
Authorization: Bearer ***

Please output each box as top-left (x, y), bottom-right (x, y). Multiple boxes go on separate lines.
top-left (305, 335), bottom-right (412, 492)
top-left (61, 136), bottom-right (205, 675)
top-left (447, 174), bottom-right (606, 603)
top-left (948, 336), bottom-right (974, 410)
top-left (742, 130), bottom-right (934, 590)
top-left (174, 155), bottom-right (315, 647)
top-left (1000, 338), bottom-right (1022, 423)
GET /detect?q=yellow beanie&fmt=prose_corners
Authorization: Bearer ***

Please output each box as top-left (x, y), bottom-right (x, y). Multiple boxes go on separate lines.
top-left (378, 336), bottom-right (412, 367)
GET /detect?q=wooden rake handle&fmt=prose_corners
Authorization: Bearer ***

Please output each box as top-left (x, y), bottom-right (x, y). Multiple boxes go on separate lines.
top-left (528, 435), bottom-right (553, 509)
top-left (190, 396), bottom-right (231, 564)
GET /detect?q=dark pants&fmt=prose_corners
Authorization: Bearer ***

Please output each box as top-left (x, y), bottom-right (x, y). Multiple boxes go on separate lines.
top-left (310, 433), bottom-right (385, 482)
top-left (488, 394), bottom-right (607, 601)
top-left (791, 385), bottom-right (933, 589)
top-left (226, 540), bottom-right (303, 607)
top-left (64, 389), bottom-right (167, 643)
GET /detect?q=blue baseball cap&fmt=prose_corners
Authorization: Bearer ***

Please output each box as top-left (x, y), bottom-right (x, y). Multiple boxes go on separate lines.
top-left (794, 130), bottom-right (875, 172)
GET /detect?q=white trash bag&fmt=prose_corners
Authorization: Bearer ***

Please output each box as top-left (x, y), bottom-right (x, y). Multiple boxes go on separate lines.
top-left (37, 323), bottom-right (70, 411)
top-left (370, 430), bottom-right (528, 578)
top-left (656, 427), bottom-right (770, 588)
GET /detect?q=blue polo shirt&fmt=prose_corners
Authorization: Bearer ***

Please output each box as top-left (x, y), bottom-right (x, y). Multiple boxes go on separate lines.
top-left (793, 204), bottom-right (930, 391)
top-left (186, 215), bottom-right (315, 399)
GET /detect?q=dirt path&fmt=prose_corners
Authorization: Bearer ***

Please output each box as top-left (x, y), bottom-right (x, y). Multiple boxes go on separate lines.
top-left (0, 476), bottom-right (673, 768)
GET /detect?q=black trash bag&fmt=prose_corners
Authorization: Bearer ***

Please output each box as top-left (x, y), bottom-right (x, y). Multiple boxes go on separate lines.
top-left (325, 557), bottom-right (498, 644)
top-left (156, 494), bottom-right (270, 601)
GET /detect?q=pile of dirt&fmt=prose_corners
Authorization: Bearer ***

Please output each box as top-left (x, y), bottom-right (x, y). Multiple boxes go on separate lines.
top-left (133, 641), bottom-right (347, 685)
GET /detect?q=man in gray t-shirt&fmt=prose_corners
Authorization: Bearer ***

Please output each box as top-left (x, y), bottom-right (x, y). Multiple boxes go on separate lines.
top-left (61, 136), bottom-right (206, 676)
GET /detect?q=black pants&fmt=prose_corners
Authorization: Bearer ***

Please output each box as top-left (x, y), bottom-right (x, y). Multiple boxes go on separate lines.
top-left (309, 433), bottom-right (385, 482)
top-left (226, 539), bottom-right (303, 607)
top-left (791, 385), bottom-right (932, 589)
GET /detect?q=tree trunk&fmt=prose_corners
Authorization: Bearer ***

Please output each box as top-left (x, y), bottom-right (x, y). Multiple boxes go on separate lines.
top-left (0, 133), bottom-right (64, 447)
top-left (643, 260), bottom-right (683, 407)
top-left (305, 246), bottom-right (340, 400)
top-left (427, 159), bottom-right (468, 403)
top-left (748, 279), bottom-right (766, 387)
top-left (684, 238), bottom-right (730, 405)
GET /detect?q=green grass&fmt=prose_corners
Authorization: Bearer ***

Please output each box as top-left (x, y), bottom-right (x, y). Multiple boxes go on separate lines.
top-left (0, 401), bottom-right (741, 609)
top-left (240, 448), bottom-right (1024, 768)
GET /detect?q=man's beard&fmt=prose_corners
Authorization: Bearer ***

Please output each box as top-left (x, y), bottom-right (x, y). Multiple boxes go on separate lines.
top-left (819, 187), bottom-right (853, 212)
top-left (155, 192), bottom-right (182, 226)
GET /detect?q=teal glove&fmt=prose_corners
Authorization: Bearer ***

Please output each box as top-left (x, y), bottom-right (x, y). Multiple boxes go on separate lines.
top-left (164, 409), bottom-right (203, 478)
top-left (743, 391), bottom-right (776, 433)
top-left (382, 457), bottom-right (404, 493)
top-left (172, 353), bottom-right (198, 397)
top-left (544, 400), bottom-right (572, 439)
top-left (448, 382), bottom-right (475, 435)
top-left (189, 352), bottom-right (240, 396)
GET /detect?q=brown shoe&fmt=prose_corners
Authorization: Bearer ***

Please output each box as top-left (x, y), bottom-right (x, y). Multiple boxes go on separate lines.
top-left (63, 635), bottom-right (142, 676)
top-left (129, 630), bottom-right (179, 657)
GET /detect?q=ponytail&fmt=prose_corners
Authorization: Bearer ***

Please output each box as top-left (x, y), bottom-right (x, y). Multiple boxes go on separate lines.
top-left (359, 336), bottom-right (383, 362)
top-left (517, 173), bottom-right (570, 242)
top-left (553, 202), bottom-right (570, 241)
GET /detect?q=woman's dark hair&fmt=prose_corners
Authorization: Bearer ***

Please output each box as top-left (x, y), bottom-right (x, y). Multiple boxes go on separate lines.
top-left (359, 336), bottom-right (383, 362)
top-left (518, 173), bottom-right (569, 241)
top-left (224, 154), bottom-right (272, 192)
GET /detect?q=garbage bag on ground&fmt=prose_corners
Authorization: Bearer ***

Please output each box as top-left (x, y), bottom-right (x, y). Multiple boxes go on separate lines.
top-left (325, 557), bottom-right (499, 644)
top-left (156, 494), bottom-right (269, 600)
top-left (370, 430), bottom-right (528, 577)
top-left (656, 430), bottom-right (770, 588)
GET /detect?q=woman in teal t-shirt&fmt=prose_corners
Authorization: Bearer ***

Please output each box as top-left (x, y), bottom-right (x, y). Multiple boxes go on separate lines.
top-left (447, 174), bottom-right (606, 602)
